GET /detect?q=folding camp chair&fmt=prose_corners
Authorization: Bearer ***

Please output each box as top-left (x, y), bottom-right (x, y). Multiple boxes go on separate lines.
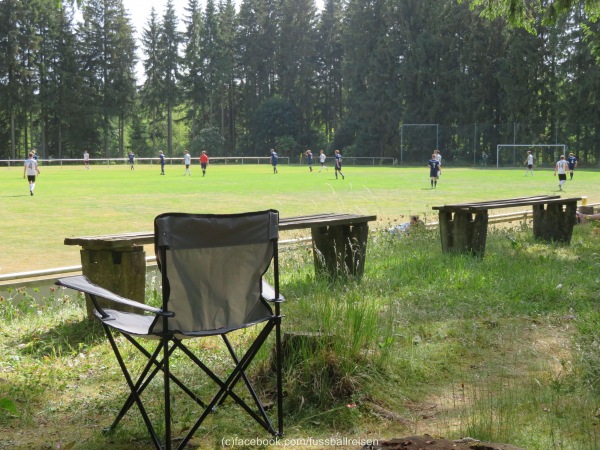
top-left (56, 210), bottom-right (284, 450)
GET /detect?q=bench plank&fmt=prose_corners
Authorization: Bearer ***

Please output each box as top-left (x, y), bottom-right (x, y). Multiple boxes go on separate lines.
top-left (64, 213), bottom-right (378, 249)
top-left (279, 213), bottom-right (377, 230)
top-left (432, 195), bottom-right (565, 212)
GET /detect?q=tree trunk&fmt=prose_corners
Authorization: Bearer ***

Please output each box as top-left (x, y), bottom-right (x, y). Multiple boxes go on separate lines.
top-left (10, 110), bottom-right (16, 161)
top-left (167, 105), bottom-right (172, 155)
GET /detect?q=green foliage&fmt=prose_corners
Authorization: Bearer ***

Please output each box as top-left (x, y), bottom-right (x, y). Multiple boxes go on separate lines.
top-left (7, 0), bottom-right (600, 164)
top-left (251, 97), bottom-right (300, 154)
top-left (273, 135), bottom-right (299, 156)
top-left (461, 0), bottom-right (600, 29)
top-left (190, 126), bottom-right (225, 155)
top-left (0, 398), bottom-right (17, 415)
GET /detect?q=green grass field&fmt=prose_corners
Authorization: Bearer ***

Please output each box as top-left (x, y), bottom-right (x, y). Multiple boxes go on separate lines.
top-left (2, 162), bottom-right (600, 449)
top-left (1, 162), bottom-right (598, 274)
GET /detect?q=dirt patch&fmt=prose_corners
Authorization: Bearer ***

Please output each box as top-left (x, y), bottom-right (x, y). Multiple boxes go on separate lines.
top-left (362, 435), bottom-right (525, 450)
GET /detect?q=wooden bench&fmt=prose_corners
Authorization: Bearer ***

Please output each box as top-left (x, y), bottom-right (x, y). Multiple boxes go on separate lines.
top-left (432, 195), bottom-right (580, 257)
top-left (64, 213), bottom-right (377, 317)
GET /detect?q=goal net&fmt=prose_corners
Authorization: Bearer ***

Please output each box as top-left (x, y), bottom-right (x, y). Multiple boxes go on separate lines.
top-left (496, 144), bottom-right (567, 169)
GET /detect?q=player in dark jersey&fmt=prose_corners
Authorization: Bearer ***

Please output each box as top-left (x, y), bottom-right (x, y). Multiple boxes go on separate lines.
top-left (270, 149), bottom-right (278, 173)
top-left (305, 150), bottom-right (313, 172)
top-left (128, 151), bottom-right (135, 170)
top-left (428, 154), bottom-right (441, 188)
top-left (334, 149), bottom-right (345, 180)
top-left (567, 152), bottom-right (577, 180)
top-left (159, 150), bottom-right (165, 175)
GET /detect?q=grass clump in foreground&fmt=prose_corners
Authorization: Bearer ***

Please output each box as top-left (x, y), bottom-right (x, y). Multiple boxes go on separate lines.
top-left (1, 222), bottom-right (600, 449)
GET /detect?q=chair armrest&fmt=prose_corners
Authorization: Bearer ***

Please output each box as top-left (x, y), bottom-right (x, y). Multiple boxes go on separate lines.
top-left (55, 275), bottom-right (172, 316)
top-left (261, 279), bottom-right (284, 303)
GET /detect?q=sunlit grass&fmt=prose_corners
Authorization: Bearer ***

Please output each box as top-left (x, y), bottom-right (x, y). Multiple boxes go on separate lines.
top-left (2, 165), bottom-right (600, 448)
top-left (1, 163), bottom-right (599, 274)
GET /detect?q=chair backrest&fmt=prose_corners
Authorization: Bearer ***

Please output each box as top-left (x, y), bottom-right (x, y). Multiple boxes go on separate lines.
top-left (152, 210), bottom-right (279, 336)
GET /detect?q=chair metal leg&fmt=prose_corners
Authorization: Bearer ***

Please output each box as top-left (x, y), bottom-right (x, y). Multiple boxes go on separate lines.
top-left (109, 336), bottom-right (207, 435)
top-left (176, 320), bottom-right (280, 449)
top-left (108, 340), bottom-right (165, 432)
top-left (221, 329), bottom-right (275, 430)
top-left (163, 333), bottom-right (171, 450)
top-left (103, 325), bottom-right (163, 449)
top-left (275, 313), bottom-right (284, 436)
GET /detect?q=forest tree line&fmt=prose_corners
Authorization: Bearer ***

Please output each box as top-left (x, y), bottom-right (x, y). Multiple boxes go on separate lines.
top-left (2, 0), bottom-right (600, 165)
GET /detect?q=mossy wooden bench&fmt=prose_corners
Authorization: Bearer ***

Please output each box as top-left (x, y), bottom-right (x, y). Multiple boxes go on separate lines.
top-left (64, 213), bottom-right (377, 317)
top-left (432, 195), bottom-right (581, 257)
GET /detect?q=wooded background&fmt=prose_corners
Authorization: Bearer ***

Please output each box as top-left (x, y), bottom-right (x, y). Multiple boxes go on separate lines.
top-left (2, 0), bottom-right (600, 165)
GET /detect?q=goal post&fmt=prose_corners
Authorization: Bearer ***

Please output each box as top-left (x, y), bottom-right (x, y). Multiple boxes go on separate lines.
top-left (496, 144), bottom-right (567, 168)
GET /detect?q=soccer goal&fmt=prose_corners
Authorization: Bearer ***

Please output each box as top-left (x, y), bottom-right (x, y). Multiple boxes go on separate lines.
top-left (496, 144), bottom-right (567, 168)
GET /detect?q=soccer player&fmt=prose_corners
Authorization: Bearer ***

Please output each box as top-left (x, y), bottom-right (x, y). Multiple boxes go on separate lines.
top-left (524, 151), bottom-right (534, 176)
top-left (159, 150), bottom-right (165, 175)
top-left (199, 150), bottom-right (209, 177)
top-left (183, 150), bottom-right (191, 176)
top-left (434, 149), bottom-right (442, 179)
top-left (23, 152), bottom-right (40, 196)
top-left (567, 152), bottom-right (578, 180)
top-left (554, 155), bottom-right (568, 191)
top-left (83, 150), bottom-right (90, 170)
top-left (270, 149), bottom-right (278, 174)
top-left (334, 149), bottom-right (345, 179)
top-left (318, 149), bottom-right (328, 172)
top-left (428, 153), bottom-right (441, 188)
top-left (305, 149), bottom-right (313, 172)
top-left (128, 151), bottom-right (135, 170)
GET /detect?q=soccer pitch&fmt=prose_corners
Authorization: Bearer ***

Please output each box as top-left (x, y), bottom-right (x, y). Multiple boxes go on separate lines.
top-left (1, 163), bottom-right (597, 275)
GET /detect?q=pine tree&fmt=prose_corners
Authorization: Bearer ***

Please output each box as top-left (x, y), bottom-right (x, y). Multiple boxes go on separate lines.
top-left (216, 0), bottom-right (237, 153)
top-left (315, 0), bottom-right (344, 143)
top-left (181, 0), bottom-right (205, 138)
top-left (157, 0), bottom-right (182, 156)
top-left (236, 0), bottom-right (279, 151)
top-left (140, 8), bottom-right (164, 154)
top-left (276, 0), bottom-right (319, 147)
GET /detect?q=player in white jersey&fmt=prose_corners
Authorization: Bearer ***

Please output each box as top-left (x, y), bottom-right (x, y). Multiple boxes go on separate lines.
top-left (524, 151), bottom-right (534, 176)
top-left (318, 150), bottom-right (328, 171)
top-left (554, 155), bottom-right (569, 191)
top-left (434, 150), bottom-right (442, 178)
top-left (23, 152), bottom-right (40, 196)
top-left (183, 150), bottom-right (191, 176)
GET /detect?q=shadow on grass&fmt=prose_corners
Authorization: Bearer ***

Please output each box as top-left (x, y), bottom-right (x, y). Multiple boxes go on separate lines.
top-left (12, 317), bottom-right (105, 358)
